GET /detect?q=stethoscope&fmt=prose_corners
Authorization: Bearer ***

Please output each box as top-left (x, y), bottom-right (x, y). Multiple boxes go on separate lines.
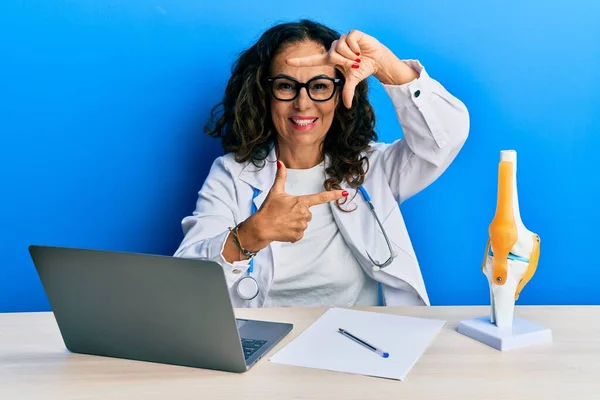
top-left (236, 186), bottom-right (398, 301)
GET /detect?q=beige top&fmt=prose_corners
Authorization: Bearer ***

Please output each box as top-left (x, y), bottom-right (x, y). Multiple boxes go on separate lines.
top-left (1, 306), bottom-right (599, 399)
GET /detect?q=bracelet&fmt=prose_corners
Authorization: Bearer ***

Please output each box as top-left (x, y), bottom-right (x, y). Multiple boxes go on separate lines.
top-left (229, 225), bottom-right (259, 259)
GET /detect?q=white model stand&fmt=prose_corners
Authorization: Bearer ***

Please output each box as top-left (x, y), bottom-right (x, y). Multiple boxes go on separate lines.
top-left (457, 315), bottom-right (552, 351)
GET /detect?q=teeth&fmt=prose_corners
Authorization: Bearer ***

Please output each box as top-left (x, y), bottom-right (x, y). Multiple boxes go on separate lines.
top-left (291, 118), bottom-right (316, 126)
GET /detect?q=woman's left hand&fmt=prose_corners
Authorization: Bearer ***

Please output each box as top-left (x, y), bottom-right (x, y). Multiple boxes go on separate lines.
top-left (286, 30), bottom-right (415, 108)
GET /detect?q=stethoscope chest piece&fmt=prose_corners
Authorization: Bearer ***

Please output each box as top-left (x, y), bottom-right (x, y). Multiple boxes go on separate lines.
top-left (236, 275), bottom-right (259, 300)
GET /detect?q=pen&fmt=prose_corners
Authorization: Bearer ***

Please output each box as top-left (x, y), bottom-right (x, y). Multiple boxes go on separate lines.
top-left (338, 328), bottom-right (389, 358)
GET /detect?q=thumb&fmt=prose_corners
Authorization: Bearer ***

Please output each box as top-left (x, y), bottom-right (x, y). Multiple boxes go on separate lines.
top-left (342, 78), bottom-right (358, 109)
top-left (271, 160), bottom-right (287, 194)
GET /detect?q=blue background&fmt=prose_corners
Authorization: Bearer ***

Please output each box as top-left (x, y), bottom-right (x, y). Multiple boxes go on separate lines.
top-left (2, 1), bottom-right (599, 312)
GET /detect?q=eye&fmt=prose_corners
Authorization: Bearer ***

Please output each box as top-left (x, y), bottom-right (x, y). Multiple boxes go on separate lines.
top-left (309, 80), bottom-right (333, 91)
top-left (275, 82), bottom-right (295, 91)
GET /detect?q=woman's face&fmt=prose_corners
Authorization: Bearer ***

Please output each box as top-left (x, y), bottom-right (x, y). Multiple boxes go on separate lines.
top-left (269, 41), bottom-right (339, 152)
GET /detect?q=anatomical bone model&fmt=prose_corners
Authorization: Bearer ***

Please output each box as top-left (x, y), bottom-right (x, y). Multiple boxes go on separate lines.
top-left (481, 150), bottom-right (540, 328)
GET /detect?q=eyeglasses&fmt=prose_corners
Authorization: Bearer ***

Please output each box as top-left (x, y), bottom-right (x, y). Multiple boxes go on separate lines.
top-left (267, 75), bottom-right (342, 102)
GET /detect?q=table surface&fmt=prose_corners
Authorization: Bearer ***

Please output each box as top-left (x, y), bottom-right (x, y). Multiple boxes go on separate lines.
top-left (1, 306), bottom-right (599, 399)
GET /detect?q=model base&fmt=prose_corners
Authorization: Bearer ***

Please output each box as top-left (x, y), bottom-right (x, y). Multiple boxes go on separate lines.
top-left (457, 315), bottom-right (552, 351)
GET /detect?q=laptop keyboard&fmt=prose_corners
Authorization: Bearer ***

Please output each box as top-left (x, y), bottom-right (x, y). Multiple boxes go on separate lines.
top-left (241, 338), bottom-right (267, 360)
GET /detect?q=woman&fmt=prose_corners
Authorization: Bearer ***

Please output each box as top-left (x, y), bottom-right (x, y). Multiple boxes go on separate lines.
top-left (174, 20), bottom-right (469, 308)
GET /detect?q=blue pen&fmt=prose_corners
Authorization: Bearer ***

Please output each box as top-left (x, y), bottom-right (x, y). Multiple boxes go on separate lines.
top-left (338, 328), bottom-right (390, 358)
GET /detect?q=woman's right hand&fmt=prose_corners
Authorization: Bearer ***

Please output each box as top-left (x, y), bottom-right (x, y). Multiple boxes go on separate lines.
top-left (249, 160), bottom-right (349, 244)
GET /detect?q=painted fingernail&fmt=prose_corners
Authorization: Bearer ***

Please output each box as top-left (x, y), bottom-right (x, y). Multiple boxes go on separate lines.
top-left (277, 160), bottom-right (282, 169)
top-left (355, 52), bottom-right (360, 56)
top-left (355, 58), bottom-right (361, 63)
top-left (342, 190), bottom-right (349, 197)
top-left (351, 63), bottom-right (359, 69)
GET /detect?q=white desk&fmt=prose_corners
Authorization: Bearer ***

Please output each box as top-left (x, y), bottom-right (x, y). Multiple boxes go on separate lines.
top-left (1, 306), bottom-right (599, 399)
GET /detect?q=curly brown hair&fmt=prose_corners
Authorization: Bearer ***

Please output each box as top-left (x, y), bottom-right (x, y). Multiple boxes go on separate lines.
top-left (204, 19), bottom-right (378, 208)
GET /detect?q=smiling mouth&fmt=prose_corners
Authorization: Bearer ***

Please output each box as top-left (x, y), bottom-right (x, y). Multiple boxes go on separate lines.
top-left (289, 118), bottom-right (318, 126)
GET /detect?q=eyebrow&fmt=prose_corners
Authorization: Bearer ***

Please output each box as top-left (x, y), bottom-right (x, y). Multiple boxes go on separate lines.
top-left (270, 73), bottom-right (335, 81)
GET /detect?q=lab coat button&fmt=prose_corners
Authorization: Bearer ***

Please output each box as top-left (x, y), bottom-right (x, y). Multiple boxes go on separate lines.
top-left (232, 269), bottom-right (242, 274)
top-left (414, 89), bottom-right (421, 98)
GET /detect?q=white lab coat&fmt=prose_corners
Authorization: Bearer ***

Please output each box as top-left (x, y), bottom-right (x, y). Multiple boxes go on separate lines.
top-left (174, 60), bottom-right (470, 307)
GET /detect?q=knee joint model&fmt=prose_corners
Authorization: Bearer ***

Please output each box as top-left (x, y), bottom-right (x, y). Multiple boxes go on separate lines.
top-left (482, 150), bottom-right (541, 328)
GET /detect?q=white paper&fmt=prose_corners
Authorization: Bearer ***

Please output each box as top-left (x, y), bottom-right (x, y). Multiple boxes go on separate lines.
top-left (269, 307), bottom-right (445, 380)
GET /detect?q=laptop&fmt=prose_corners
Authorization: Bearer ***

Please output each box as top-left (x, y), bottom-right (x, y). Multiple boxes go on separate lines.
top-left (28, 245), bottom-right (293, 373)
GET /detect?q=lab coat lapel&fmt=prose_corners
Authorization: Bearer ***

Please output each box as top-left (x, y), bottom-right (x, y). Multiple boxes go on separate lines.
top-left (237, 146), bottom-right (281, 282)
top-left (237, 148), bottom-right (277, 211)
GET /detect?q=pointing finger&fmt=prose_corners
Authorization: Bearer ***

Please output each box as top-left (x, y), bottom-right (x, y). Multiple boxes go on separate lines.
top-left (302, 189), bottom-right (349, 207)
top-left (286, 53), bottom-right (330, 68)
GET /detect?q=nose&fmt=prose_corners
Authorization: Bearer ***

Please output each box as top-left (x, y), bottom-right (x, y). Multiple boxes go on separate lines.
top-left (293, 87), bottom-right (312, 111)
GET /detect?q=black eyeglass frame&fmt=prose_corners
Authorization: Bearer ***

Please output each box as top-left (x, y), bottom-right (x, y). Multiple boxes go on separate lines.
top-left (266, 75), bottom-right (343, 102)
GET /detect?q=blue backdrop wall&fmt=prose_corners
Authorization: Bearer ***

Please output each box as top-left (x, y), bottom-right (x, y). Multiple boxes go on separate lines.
top-left (2, 1), bottom-right (599, 312)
